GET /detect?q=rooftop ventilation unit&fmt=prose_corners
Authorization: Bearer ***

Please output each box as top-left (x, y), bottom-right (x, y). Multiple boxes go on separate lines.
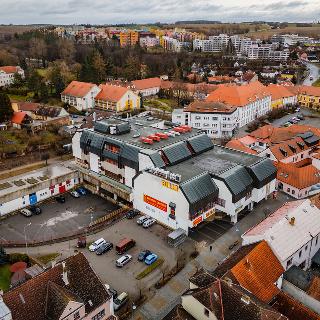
top-left (155, 132), bottom-right (169, 139)
top-left (148, 135), bottom-right (161, 142)
top-left (141, 137), bottom-right (154, 145)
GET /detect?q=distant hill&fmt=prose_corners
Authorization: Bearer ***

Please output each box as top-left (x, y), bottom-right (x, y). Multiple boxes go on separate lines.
top-left (175, 20), bottom-right (221, 25)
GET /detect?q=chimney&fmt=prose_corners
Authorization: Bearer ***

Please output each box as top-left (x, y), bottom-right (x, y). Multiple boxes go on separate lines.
top-left (62, 261), bottom-right (69, 286)
top-left (289, 217), bottom-right (295, 226)
top-left (245, 257), bottom-right (251, 269)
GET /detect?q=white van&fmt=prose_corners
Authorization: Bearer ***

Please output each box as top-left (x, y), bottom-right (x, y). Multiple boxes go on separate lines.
top-left (137, 216), bottom-right (149, 225)
top-left (89, 238), bottom-right (106, 252)
top-left (143, 218), bottom-right (156, 228)
top-left (113, 292), bottom-right (128, 311)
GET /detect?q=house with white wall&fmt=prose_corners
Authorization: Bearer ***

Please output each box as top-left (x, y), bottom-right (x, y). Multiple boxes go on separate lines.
top-left (0, 66), bottom-right (24, 87)
top-left (131, 77), bottom-right (161, 97)
top-left (61, 81), bottom-right (101, 111)
top-left (206, 81), bottom-right (271, 128)
top-left (242, 199), bottom-right (320, 271)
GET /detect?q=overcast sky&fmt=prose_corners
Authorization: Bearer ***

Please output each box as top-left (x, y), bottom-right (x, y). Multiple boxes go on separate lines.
top-left (0, 0), bottom-right (319, 24)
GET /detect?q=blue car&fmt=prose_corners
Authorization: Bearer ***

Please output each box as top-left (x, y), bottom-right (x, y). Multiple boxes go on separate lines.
top-left (76, 187), bottom-right (87, 195)
top-left (144, 253), bottom-right (158, 265)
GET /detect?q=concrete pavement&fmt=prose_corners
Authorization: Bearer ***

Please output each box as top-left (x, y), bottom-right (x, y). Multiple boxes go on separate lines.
top-left (303, 62), bottom-right (319, 86)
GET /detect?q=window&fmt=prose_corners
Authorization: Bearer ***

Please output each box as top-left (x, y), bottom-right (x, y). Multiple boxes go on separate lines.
top-left (286, 258), bottom-right (292, 268)
top-left (74, 311), bottom-right (80, 320)
top-left (292, 190), bottom-right (295, 195)
top-left (299, 250), bottom-right (302, 258)
top-left (216, 198), bottom-right (226, 208)
top-left (316, 236), bottom-right (318, 246)
top-left (204, 308), bottom-right (210, 317)
top-left (305, 245), bottom-right (308, 251)
top-left (92, 309), bottom-right (105, 320)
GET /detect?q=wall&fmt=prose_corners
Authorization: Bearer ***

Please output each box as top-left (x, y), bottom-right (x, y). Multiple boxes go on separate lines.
top-left (84, 301), bottom-right (114, 320)
top-left (282, 279), bottom-right (320, 314)
top-left (182, 295), bottom-right (218, 320)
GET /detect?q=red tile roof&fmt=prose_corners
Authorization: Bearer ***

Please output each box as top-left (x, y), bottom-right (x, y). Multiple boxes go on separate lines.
top-left (95, 84), bottom-right (129, 102)
top-left (15, 102), bottom-right (41, 112)
top-left (11, 111), bottom-right (27, 124)
top-left (184, 101), bottom-right (236, 113)
top-left (265, 84), bottom-right (296, 100)
top-left (226, 139), bottom-right (257, 154)
top-left (206, 81), bottom-right (270, 107)
top-left (276, 159), bottom-right (320, 189)
top-left (61, 81), bottom-right (96, 97)
top-left (269, 136), bottom-right (306, 161)
top-left (295, 85), bottom-right (320, 97)
top-left (132, 77), bottom-right (161, 90)
top-left (230, 241), bottom-right (284, 303)
top-left (0, 66), bottom-right (20, 74)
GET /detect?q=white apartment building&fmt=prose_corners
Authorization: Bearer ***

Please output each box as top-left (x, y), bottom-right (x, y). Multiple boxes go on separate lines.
top-left (242, 199), bottom-right (320, 271)
top-left (0, 66), bottom-right (24, 87)
top-left (139, 36), bottom-right (160, 47)
top-left (271, 34), bottom-right (314, 46)
top-left (162, 36), bottom-right (191, 52)
top-left (73, 116), bottom-right (276, 232)
top-left (61, 81), bottom-right (101, 111)
top-left (193, 34), bottom-right (229, 52)
top-left (206, 81), bottom-right (272, 128)
top-left (172, 101), bottom-right (239, 138)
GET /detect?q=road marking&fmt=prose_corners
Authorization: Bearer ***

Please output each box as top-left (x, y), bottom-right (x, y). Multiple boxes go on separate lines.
top-left (197, 229), bottom-right (216, 242)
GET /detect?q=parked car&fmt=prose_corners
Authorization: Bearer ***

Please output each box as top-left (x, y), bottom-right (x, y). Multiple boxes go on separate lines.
top-left (70, 190), bottom-right (80, 198)
top-left (297, 114), bottom-right (304, 120)
top-left (295, 107), bottom-right (301, 112)
top-left (126, 209), bottom-right (139, 219)
top-left (143, 218), bottom-right (156, 228)
top-left (115, 238), bottom-right (136, 255)
top-left (89, 238), bottom-right (106, 252)
top-left (291, 117), bottom-right (300, 122)
top-left (108, 287), bottom-right (118, 299)
top-left (138, 250), bottom-right (152, 261)
top-left (113, 292), bottom-right (128, 311)
top-left (289, 118), bottom-right (298, 124)
top-left (30, 206), bottom-right (41, 215)
top-left (116, 254), bottom-right (132, 267)
top-left (144, 253), bottom-right (158, 265)
top-left (20, 208), bottom-right (32, 217)
top-left (77, 236), bottom-right (86, 248)
top-left (55, 195), bottom-right (66, 203)
top-left (283, 122), bottom-right (292, 127)
top-left (96, 242), bottom-right (113, 255)
top-left (76, 187), bottom-right (87, 195)
top-left (137, 216), bottom-right (149, 225)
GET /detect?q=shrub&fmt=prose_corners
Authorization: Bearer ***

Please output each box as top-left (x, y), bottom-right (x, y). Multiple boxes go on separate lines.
top-left (136, 258), bottom-right (164, 280)
top-left (9, 253), bottom-right (30, 265)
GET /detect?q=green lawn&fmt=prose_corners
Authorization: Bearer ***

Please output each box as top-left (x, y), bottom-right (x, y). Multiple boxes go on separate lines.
top-left (0, 265), bottom-right (12, 291)
top-left (313, 78), bottom-right (320, 87)
top-left (37, 253), bottom-right (59, 265)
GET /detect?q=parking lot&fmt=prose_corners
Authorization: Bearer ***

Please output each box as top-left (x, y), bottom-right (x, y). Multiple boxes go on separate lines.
top-left (189, 220), bottom-right (233, 244)
top-left (78, 217), bottom-right (195, 298)
top-left (0, 192), bottom-right (118, 243)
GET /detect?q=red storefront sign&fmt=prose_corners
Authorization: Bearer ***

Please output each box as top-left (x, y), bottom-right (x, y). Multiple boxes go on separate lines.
top-left (193, 215), bottom-right (203, 227)
top-left (143, 194), bottom-right (167, 212)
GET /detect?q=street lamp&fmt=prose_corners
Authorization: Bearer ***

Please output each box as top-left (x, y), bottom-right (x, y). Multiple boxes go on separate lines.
top-left (24, 222), bottom-right (32, 255)
top-left (131, 302), bottom-right (136, 320)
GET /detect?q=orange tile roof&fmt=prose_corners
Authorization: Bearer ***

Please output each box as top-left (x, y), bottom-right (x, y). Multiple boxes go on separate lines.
top-left (207, 75), bottom-right (235, 83)
top-left (11, 111), bottom-right (27, 124)
top-left (238, 135), bottom-right (257, 145)
top-left (295, 85), bottom-right (320, 97)
top-left (160, 81), bottom-right (217, 93)
top-left (0, 66), bottom-right (19, 74)
top-left (265, 84), bottom-right (296, 100)
top-left (184, 101), bottom-right (236, 113)
top-left (226, 139), bottom-right (257, 155)
top-left (206, 81), bottom-right (270, 107)
top-left (307, 276), bottom-right (320, 301)
top-left (132, 77), bottom-right (161, 90)
top-left (230, 241), bottom-right (284, 303)
top-left (269, 136), bottom-right (306, 161)
top-left (95, 84), bottom-right (129, 102)
top-left (61, 81), bottom-right (96, 97)
top-left (276, 160), bottom-right (320, 189)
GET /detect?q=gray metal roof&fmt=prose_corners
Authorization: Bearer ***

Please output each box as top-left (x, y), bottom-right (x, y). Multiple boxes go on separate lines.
top-left (180, 172), bottom-right (218, 214)
top-left (247, 158), bottom-right (277, 189)
top-left (283, 266), bottom-right (313, 291)
top-left (188, 134), bottom-right (213, 154)
top-left (312, 248), bottom-right (320, 265)
top-left (218, 165), bottom-right (253, 202)
top-left (304, 135), bottom-right (320, 145)
top-left (163, 141), bottom-right (192, 165)
top-left (94, 121), bottom-right (110, 134)
top-left (149, 152), bottom-right (166, 168)
top-left (120, 145), bottom-right (141, 169)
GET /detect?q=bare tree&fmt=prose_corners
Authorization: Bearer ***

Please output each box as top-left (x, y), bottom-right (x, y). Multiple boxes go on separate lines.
top-left (159, 262), bottom-right (169, 283)
top-left (171, 81), bottom-right (188, 108)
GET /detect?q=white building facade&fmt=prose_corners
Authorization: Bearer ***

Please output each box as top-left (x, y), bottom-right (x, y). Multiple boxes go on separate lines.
top-left (0, 66), bottom-right (24, 87)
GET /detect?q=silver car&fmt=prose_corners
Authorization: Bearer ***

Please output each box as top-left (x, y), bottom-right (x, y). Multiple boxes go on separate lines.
top-left (20, 208), bottom-right (32, 217)
top-left (115, 254), bottom-right (132, 267)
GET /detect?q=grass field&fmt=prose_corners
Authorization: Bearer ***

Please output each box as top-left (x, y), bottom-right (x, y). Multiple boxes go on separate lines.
top-left (0, 264), bottom-right (12, 291)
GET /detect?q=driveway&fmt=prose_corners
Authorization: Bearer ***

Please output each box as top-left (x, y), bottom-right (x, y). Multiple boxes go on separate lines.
top-left (0, 193), bottom-right (118, 243)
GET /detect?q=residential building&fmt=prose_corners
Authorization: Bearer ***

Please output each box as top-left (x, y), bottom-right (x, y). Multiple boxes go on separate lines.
top-left (206, 81), bottom-right (272, 128)
top-left (131, 77), bottom-right (161, 97)
top-left (2, 253), bottom-right (116, 320)
top-left (271, 34), bottom-right (314, 46)
top-left (139, 36), bottom-right (160, 47)
top-left (193, 34), bottom-right (229, 53)
top-left (162, 36), bottom-right (191, 52)
top-left (0, 66), bottom-right (24, 87)
top-left (172, 101), bottom-right (239, 138)
top-left (72, 116), bottom-right (276, 232)
top-left (265, 84), bottom-right (297, 109)
top-left (242, 199), bottom-right (320, 271)
top-left (0, 165), bottom-right (79, 216)
top-left (95, 84), bottom-right (140, 112)
top-left (119, 30), bottom-right (139, 47)
top-left (61, 81), bottom-right (101, 111)
top-left (289, 86), bottom-right (320, 110)
top-left (11, 111), bottom-right (33, 129)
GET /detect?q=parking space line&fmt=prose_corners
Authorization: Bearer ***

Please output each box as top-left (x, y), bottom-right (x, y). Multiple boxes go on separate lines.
top-left (196, 230), bottom-right (217, 242)
top-left (203, 225), bottom-right (223, 236)
top-left (211, 222), bottom-right (231, 232)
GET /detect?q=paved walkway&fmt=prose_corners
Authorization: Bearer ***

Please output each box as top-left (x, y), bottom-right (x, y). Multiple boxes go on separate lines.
top-left (137, 192), bottom-right (291, 320)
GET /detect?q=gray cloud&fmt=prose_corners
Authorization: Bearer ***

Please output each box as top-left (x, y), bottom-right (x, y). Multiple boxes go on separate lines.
top-left (0, 0), bottom-right (318, 24)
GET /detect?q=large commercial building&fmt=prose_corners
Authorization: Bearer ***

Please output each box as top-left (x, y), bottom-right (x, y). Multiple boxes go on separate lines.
top-left (72, 115), bottom-right (276, 233)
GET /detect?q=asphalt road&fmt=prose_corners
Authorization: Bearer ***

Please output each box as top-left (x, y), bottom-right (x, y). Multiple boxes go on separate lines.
top-left (303, 62), bottom-right (319, 85)
top-left (0, 193), bottom-right (118, 243)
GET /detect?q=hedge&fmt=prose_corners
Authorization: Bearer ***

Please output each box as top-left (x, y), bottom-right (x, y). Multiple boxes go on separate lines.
top-left (135, 258), bottom-right (164, 280)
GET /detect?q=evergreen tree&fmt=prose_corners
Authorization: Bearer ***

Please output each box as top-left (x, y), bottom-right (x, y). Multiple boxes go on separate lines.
top-left (0, 93), bottom-right (13, 123)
